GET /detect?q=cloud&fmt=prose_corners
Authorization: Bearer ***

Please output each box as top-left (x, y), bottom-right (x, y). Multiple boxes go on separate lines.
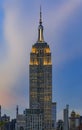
top-left (0, 0), bottom-right (41, 109)
top-left (47, 0), bottom-right (81, 30)
top-left (45, 0), bottom-right (82, 66)
top-left (0, 0), bottom-right (82, 114)
top-left (0, 0), bottom-right (30, 108)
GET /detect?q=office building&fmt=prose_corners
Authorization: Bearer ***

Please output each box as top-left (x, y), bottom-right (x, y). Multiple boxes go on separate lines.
top-left (69, 111), bottom-right (80, 130)
top-left (24, 109), bottom-right (43, 130)
top-left (29, 7), bottom-right (53, 130)
top-left (63, 105), bottom-right (69, 130)
top-left (15, 114), bottom-right (25, 130)
top-left (52, 102), bottom-right (57, 129)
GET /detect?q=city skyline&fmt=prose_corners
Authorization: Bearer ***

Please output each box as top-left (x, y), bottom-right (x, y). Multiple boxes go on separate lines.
top-left (0, 0), bottom-right (82, 119)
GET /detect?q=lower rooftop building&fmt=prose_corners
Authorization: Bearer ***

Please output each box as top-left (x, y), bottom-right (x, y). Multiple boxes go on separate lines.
top-left (24, 109), bottom-right (43, 130)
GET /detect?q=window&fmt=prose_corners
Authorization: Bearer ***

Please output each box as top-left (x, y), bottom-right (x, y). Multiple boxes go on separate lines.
top-left (20, 126), bottom-right (24, 130)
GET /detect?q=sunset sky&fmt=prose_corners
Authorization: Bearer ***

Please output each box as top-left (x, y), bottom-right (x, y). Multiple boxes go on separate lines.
top-left (0, 0), bottom-right (82, 119)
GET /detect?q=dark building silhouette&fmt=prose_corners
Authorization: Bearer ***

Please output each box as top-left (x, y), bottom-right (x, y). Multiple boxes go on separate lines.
top-left (57, 120), bottom-right (64, 130)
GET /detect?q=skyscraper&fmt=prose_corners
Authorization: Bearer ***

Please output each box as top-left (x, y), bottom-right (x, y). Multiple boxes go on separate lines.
top-left (52, 102), bottom-right (57, 129)
top-left (29, 7), bottom-right (52, 130)
top-left (63, 105), bottom-right (69, 130)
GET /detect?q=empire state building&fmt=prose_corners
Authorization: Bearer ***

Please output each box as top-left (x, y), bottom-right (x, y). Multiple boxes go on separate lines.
top-left (29, 8), bottom-right (53, 130)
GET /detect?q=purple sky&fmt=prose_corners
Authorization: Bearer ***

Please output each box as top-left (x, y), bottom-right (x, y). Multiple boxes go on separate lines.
top-left (0, 0), bottom-right (82, 119)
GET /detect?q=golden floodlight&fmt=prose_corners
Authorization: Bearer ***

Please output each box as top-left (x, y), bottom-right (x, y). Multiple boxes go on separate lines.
top-left (45, 48), bottom-right (50, 53)
top-left (43, 59), bottom-right (52, 65)
top-left (32, 48), bottom-right (36, 53)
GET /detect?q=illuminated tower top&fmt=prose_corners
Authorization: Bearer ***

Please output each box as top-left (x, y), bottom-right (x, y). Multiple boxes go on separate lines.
top-left (38, 6), bottom-right (44, 43)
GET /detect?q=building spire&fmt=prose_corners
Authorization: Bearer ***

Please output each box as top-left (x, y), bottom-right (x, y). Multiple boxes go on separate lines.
top-left (38, 6), bottom-right (44, 43)
top-left (40, 5), bottom-right (42, 25)
top-left (16, 105), bottom-right (19, 117)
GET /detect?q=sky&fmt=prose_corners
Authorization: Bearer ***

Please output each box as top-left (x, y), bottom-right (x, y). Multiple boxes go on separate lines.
top-left (0, 0), bottom-right (82, 119)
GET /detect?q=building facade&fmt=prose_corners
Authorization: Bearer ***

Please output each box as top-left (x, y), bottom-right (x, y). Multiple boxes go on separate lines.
top-left (29, 8), bottom-right (53, 130)
top-left (57, 120), bottom-right (64, 130)
top-left (69, 111), bottom-right (80, 130)
top-left (63, 105), bottom-right (69, 130)
top-left (52, 102), bottom-right (57, 129)
top-left (15, 114), bottom-right (25, 130)
top-left (24, 109), bottom-right (43, 130)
